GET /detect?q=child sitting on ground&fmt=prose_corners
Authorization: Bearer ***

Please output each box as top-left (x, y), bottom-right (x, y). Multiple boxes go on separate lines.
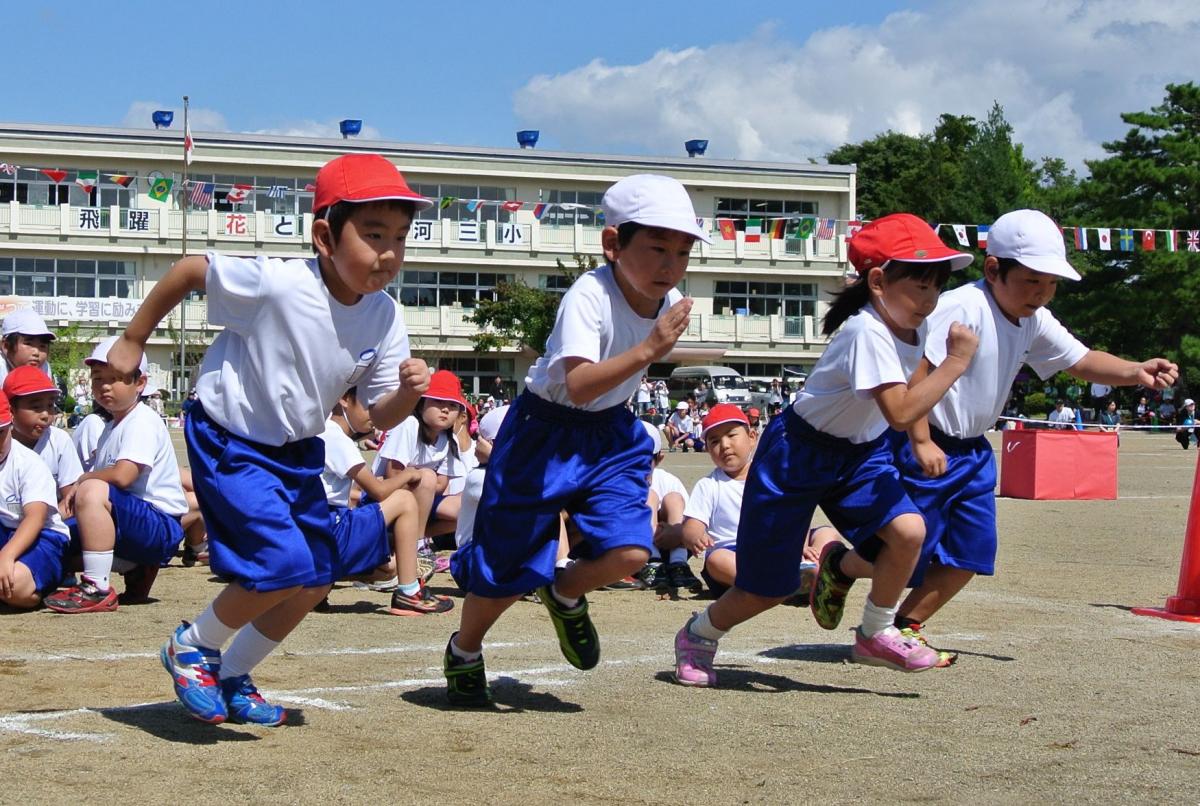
top-left (0, 391), bottom-right (72, 610)
top-left (4, 366), bottom-right (83, 514)
top-left (45, 337), bottom-right (189, 612)
top-left (665, 401), bottom-right (699, 452)
top-left (635, 419), bottom-right (701, 593)
top-left (320, 387), bottom-right (451, 614)
top-left (0, 310), bottom-right (55, 385)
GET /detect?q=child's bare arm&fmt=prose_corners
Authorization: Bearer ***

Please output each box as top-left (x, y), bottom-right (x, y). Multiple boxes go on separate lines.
top-left (563, 298), bottom-right (692, 406)
top-left (1068, 351), bottom-right (1178, 389)
top-left (0, 502), bottom-right (51, 598)
top-left (681, 516), bottom-right (714, 556)
top-left (352, 464), bottom-right (419, 501)
top-left (903, 358), bottom-right (947, 478)
top-left (369, 358), bottom-right (430, 431)
top-left (108, 256), bottom-right (208, 375)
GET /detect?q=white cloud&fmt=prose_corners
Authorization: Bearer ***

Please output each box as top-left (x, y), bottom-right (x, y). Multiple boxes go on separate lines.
top-left (513, 0), bottom-right (1200, 169)
top-left (121, 101), bottom-right (228, 132)
top-left (248, 119), bottom-right (383, 140)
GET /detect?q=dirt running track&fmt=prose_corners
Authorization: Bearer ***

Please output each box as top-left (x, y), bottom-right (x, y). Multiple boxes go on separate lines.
top-left (2, 431), bottom-right (1198, 804)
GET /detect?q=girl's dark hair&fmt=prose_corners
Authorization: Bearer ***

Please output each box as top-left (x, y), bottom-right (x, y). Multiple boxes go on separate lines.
top-left (414, 397), bottom-right (461, 463)
top-left (822, 260), bottom-right (953, 336)
top-left (312, 199), bottom-right (418, 254)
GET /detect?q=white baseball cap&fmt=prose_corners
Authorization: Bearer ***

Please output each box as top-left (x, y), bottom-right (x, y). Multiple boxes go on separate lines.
top-left (640, 419), bottom-right (663, 454)
top-left (1, 309), bottom-right (55, 340)
top-left (478, 404), bottom-right (510, 443)
top-left (987, 209), bottom-right (1081, 281)
top-left (602, 174), bottom-right (711, 244)
top-left (1186, 399), bottom-right (1195, 407)
top-left (84, 335), bottom-right (149, 375)
top-left (675, 401), bottom-right (689, 411)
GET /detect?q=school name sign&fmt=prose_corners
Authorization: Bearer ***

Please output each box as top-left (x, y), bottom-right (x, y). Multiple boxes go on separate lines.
top-left (0, 296), bottom-right (141, 323)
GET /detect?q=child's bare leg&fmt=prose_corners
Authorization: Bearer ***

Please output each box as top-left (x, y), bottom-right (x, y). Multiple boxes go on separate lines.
top-left (869, 513), bottom-right (924, 609)
top-left (426, 493), bottom-right (460, 538)
top-left (706, 586), bottom-right (788, 632)
top-left (211, 584), bottom-right (306, 631)
top-left (897, 564), bottom-right (975, 623)
top-left (409, 468), bottom-right (438, 527)
top-left (454, 592), bottom-right (523, 653)
top-left (74, 478), bottom-right (117, 552)
top-left (250, 585), bottom-right (333, 641)
top-left (379, 488), bottom-right (420, 585)
top-left (702, 548), bottom-right (736, 589)
top-left (554, 545), bottom-right (649, 599)
top-left (0, 563), bottom-right (42, 609)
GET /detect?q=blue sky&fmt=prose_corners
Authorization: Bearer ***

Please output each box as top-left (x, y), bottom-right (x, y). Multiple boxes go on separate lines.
top-left (7, 1), bottom-right (1198, 168)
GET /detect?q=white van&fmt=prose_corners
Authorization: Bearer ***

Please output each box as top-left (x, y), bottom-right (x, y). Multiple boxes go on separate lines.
top-left (668, 366), bottom-right (752, 406)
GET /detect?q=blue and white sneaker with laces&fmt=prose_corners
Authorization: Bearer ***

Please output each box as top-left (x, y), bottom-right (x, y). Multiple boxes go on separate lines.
top-left (220, 674), bottom-right (286, 726)
top-left (160, 622), bottom-right (226, 724)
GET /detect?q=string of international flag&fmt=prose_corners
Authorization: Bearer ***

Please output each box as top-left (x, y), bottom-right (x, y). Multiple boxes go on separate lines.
top-left (1, 160), bottom-right (1197, 250)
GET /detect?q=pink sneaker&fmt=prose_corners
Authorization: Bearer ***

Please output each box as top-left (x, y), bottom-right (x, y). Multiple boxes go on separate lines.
top-left (851, 626), bottom-right (940, 672)
top-left (673, 619), bottom-right (717, 687)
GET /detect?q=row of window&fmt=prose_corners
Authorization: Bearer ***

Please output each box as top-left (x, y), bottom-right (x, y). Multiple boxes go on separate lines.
top-left (712, 280), bottom-right (819, 317)
top-left (0, 257), bottom-right (136, 298)
top-left (388, 270), bottom-right (512, 309)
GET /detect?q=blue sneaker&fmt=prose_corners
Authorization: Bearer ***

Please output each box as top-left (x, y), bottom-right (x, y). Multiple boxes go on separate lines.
top-left (160, 622), bottom-right (226, 724)
top-left (220, 674), bottom-right (286, 726)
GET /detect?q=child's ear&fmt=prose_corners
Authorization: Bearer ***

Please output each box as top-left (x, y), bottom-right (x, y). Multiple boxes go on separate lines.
top-left (982, 256), bottom-right (1000, 283)
top-left (312, 217), bottom-right (335, 258)
top-left (600, 226), bottom-right (621, 263)
top-left (866, 266), bottom-right (886, 295)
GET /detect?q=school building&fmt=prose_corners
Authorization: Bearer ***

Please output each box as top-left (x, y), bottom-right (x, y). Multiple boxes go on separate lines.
top-left (0, 122), bottom-right (856, 399)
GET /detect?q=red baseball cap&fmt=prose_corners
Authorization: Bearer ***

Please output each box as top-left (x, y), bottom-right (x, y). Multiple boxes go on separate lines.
top-left (422, 369), bottom-right (467, 409)
top-left (313, 153), bottom-right (432, 217)
top-left (848, 213), bottom-right (973, 274)
top-left (702, 403), bottom-right (750, 437)
top-left (3, 365), bottom-right (59, 399)
top-left (0, 391), bottom-right (10, 428)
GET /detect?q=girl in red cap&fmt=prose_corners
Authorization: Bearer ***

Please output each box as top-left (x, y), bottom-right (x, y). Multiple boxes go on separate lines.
top-left (373, 369), bottom-right (467, 614)
top-left (673, 213), bottom-right (979, 684)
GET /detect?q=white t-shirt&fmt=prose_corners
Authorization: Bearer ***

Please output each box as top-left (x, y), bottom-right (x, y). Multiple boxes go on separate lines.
top-left (195, 253), bottom-right (410, 446)
top-left (526, 264), bottom-right (683, 411)
top-left (1048, 407), bottom-right (1076, 427)
top-left (318, 419), bottom-right (366, 509)
top-left (792, 306), bottom-right (926, 443)
top-left (684, 468), bottom-right (746, 552)
top-left (93, 403), bottom-right (188, 517)
top-left (0, 440), bottom-right (69, 536)
top-left (650, 467), bottom-right (689, 509)
top-left (372, 416), bottom-right (457, 477)
top-left (925, 280), bottom-right (1088, 439)
top-left (446, 441), bottom-right (477, 495)
top-left (72, 413), bottom-right (107, 472)
top-left (33, 426), bottom-right (84, 489)
top-left (668, 412), bottom-right (692, 434)
top-left (454, 464), bottom-right (487, 549)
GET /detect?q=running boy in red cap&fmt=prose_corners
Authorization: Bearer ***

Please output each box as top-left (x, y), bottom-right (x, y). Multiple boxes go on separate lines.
top-left (445, 174), bottom-right (704, 706)
top-left (106, 153), bottom-right (432, 725)
top-left (673, 213), bottom-right (978, 685)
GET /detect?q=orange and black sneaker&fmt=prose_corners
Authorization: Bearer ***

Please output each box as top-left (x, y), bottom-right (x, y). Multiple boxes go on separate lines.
top-left (388, 582), bottom-right (454, 616)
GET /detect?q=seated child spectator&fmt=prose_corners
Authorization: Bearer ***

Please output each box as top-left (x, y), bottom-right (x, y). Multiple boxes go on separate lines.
top-left (320, 387), bottom-right (451, 614)
top-left (45, 337), bottom-right (188, 612)
top-left (72, 403), bottom-right (110, 473)
top-left (665, 401), bottom-right (700, 452)
top-left (635, 419), bottom-right (702, 593)
top-left (1176, 398), bottom-right (1198, 450)
top-left (452, 405), bottom-right (509, 554)
top-left (0, 310), bottom-right (55, 386)
top-left (1047, 399), bottom-right (1074, 429)
top-left (0, 391), bottom-right (72, 610)
top-left (4, 366), bottom-right (83, 514)
top-left (373, 370), bottom-right (466, 592)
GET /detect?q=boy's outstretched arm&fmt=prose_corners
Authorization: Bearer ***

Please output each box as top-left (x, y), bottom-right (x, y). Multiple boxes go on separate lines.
top-left (563, 298), bottom-right (692, 407)
top-left (108, 256), bottom-right (209, 376)
top-left (369, 358), bottom-right (430, 431)
top-left (1068, 351), bottom-right (1178, 390)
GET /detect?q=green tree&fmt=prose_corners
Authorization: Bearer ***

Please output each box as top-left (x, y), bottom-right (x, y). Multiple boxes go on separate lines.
top-left (47, 321), bottom-right (94, 393)
top-left (1056, 83), bottom-right (1200, 391)
top-left (470, 255), bottom-right (594, 354)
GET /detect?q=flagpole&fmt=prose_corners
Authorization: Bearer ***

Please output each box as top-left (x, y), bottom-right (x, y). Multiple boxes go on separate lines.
top-left (179, 95), bottom-right (189, 401)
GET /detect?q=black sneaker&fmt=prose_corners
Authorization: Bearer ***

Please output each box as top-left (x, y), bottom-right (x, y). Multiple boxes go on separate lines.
top-left (444, 634), bottom-right (492, 707)
top-left (666, 561), bottom-right (703, 593)
top-left (602, 574), bottom-right (643, 591)
top-left (636, 561), bottom-right (666, 591)
top-left (181, 543), bottom-right (209, 567)
top-left (536, 585), bottom-right (600, 670)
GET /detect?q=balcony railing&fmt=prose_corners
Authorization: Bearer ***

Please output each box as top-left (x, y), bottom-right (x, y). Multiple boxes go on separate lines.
top-left (1, 200), bottom-right (850, 266)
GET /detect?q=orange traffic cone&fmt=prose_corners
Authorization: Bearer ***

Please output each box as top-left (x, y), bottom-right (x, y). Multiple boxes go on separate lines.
top-left (1133, 456), bottom-right (1200, 622)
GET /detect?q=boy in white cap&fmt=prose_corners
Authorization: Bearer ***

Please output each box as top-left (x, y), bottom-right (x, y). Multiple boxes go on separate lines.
top-left (44, 336), bottom-right (188, 613)
top-left (445, 173), bottom-right (705, 705)
top-left (665, 400), bottom-right (697, 451)
top-left (884, 209), bottom-right (1178, 658)
top-left (1175, 398), bottom-right (1197, 450)
top-left (0, 309), bottom-right (55, 386)
top-left (103, 153), bottom-right (432, 725)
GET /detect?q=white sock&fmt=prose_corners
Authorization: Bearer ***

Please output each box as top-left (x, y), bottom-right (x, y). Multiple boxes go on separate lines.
top-left (219, 624), bottom-right (280, 680)
top-left (861, 596), bottom-right (898, 638)
top-left (191, 539), bottom-right (209, 555)
top-left (81, 550), bottom-right (114, 591)
top-left (450, 634), bottom-right (481, 663)
top-left (554, 557), bottom-right (573, 570)
top-left (550, 583), bottom-right (580, 609)
top-left (668, 547), bottom-right (689, 564)
top-left (398, 579), bottom-right (421, 596)
top-left (689, 607), bottom-right (727, 641)
top-left (181, 604), bottom-right (239, 651)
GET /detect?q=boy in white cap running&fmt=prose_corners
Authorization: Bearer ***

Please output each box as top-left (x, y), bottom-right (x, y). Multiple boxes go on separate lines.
top-left (877, 209), bottom-right (1178, 659)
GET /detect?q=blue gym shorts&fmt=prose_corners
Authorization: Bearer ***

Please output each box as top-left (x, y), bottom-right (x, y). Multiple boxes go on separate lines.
top-left (891, 428), bottom-right (997, 586)
top-left (0, 524), bottom-right (69, 596)
top-left (66, 487), bottom-right (184, 568)
top-left (331, 503), bottom-right (390, 578)
top-left (186, 402), bottom-right (336, 591)
top-left (735, 408), bottom-right (922, 599)
top-left (451, 391), bottom-right (654, 598)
